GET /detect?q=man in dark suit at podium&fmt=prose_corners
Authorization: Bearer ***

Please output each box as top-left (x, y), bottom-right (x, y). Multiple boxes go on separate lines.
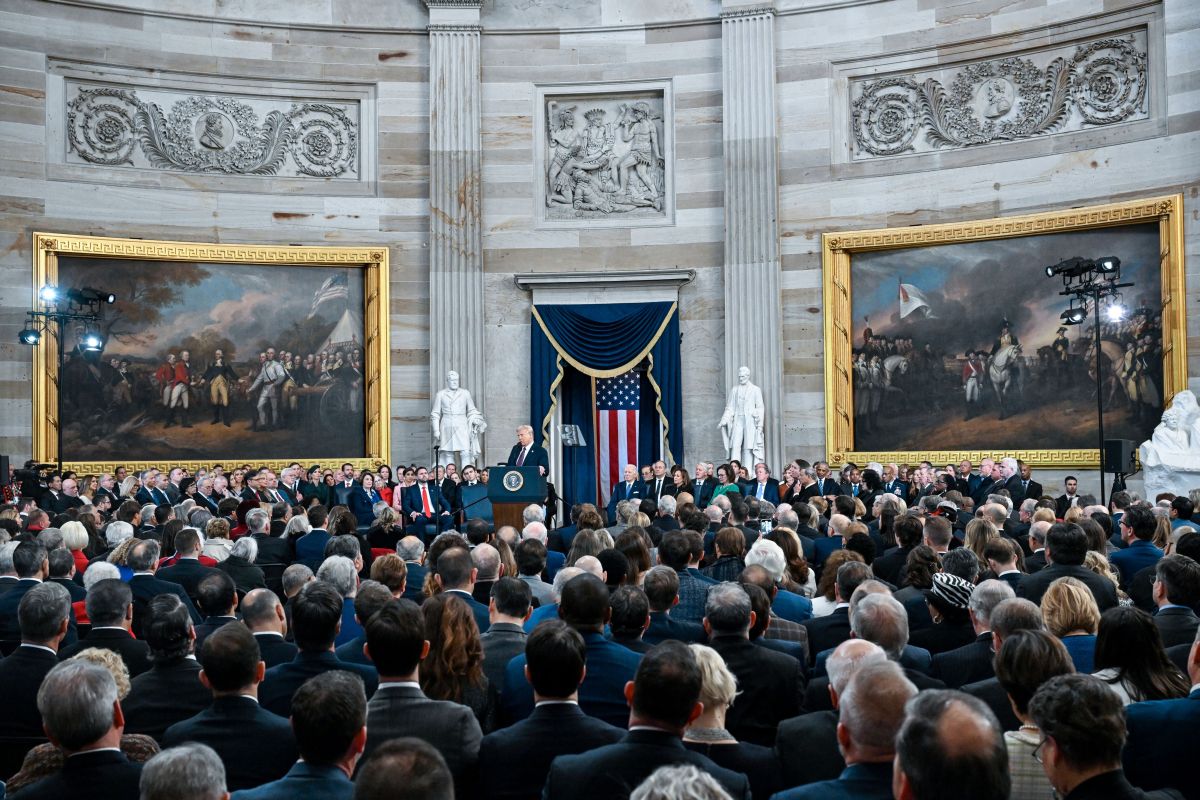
top-left (507, 424), bottom-right (549, 475)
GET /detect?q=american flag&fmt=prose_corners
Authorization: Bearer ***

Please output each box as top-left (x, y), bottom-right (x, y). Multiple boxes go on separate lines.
top-left (310, 272), bottom-right (349, 317)
top-left (596, 369), bottom-right (640, 505)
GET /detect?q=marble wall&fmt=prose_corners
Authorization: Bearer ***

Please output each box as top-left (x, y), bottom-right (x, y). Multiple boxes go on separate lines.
top-left (1, 0), bottom-right (1196, 499)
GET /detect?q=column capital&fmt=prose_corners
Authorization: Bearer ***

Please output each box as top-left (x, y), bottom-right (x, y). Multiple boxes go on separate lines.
top-left (425, 0), bottom-right (482, 27)
top-left (720, 0), bottom-right (776, 19)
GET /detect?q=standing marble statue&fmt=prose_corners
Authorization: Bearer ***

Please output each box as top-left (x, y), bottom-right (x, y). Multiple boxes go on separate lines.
top-left (720, 366), bottom-right (765, 467)
top-left (1139, 389), bottom-right (1200, 499)
top-left (431, 370), bottom-right (487, 469)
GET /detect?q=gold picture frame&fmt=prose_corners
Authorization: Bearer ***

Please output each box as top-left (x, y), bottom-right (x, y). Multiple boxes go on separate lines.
top-left (31, 232), bottom-right (390, 474)
top-left (822, 194), bottom-right (1187, 469)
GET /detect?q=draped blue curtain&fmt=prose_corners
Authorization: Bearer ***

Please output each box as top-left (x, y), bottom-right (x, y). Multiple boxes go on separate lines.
top-left (531, 302), bottom-right (683, 508)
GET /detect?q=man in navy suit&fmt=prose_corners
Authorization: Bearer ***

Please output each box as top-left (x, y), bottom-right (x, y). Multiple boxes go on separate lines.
top-left (157, 528), bottom-right (221, 601)
top-left (127, 539), bottom-right (202, 638)
top-left (746, 462), bottom-right (781, 504)
top-left (542, 640), bottom-right (751, 799)
top-left (501, 573), bottom-right (642, 728)
top-left (506, 424), bottom-right (549, 474)
top-left (690, 462), bottom-right (716, 509)
top-left (0, 582), bottom-right (72, 739)
top-left (607, 464), bottom-right (645, 522)
top-left (0, 541), bottom-right (78, 644)
top-left (432, 546), bottom-right (491, 632)
top-left (1110, 506), bottom-right (1164, 591)
top-left (642, 566), bottom-right (707, 645)
top-left (163, 623), bottom-right (298, 791)
top-left (134, 468), bottom-right (171, 506)
top-left (1124, 627), bottom-right (1200, 796)
top-left (479, 620), bottom-right (624, 798)
top-left (233, 670), bottom-right (367, 800)
top-left (401, 467), bottom-right (453, 540)
top-left (803, 461), bottom-right (844, 502)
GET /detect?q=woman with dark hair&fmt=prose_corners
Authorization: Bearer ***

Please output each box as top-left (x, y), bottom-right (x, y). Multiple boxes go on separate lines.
top-left (299, 466), bottom-right (322, 506)
top-left (615, 528), bottom-right (652, 586)
top-left (810, 550), bottom-right (865, 617)
top-left (670, 464), bottom-right (693, 498)
top-left (910, 572), bottom-right (977, 654)
top-left (315, 469), bottom-right (336, 508)
top-left (858, 468), bottom-right (882, 522)
top-left (566, 529), bottom-right (604, 566)
top-left (711, 464), bottom-right (742, 502)
top-left (376, 464), bottom-right (396, 507)
top-left (779, 460), bottom-right (804, 505)
top-left (228, 468), bottom-right (246, 497)
top-left (703, 528), bottom-right (747, 584)
top-left (765, 528), bottom-right (813, 597)
top-left (1076, 516), bottom-right (1109, 555)
top-left (349, 470), bottom-right (382, 528)
top-left (421, 592), bottom-right (497, 732)
top-left (1092, 605), bottom-right (1190, 704)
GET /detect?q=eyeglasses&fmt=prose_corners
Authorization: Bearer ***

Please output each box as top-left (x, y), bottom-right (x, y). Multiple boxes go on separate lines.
top-left (1032, 736), bottom-right (1049, 764)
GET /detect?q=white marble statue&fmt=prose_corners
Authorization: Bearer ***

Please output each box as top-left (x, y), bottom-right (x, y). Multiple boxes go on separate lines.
top-left (1139, 389), bottom-right (1200, 499)
top-left (720, 366), bottom-right (765, 467)
top-left (431, 370), bottom-right (486, 469)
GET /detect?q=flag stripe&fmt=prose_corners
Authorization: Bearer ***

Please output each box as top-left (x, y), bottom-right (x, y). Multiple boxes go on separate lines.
top-left (596, 369), bottom-right (640, 506)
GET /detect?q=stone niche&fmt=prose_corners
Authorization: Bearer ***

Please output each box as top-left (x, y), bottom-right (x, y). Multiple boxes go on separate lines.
top-left (534, 80), bottom-right (675, 229)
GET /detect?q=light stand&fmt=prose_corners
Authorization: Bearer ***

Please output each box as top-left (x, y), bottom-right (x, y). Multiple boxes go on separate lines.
top-left (18, 285), bottom-right (116, 475)
top-left (1045, 256), bottom-right (1131, 507)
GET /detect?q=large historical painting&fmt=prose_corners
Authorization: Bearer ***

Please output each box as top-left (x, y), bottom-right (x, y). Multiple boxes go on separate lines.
top-left (822, 196), bottom-right (1188, 467)
top-left (535, 80), bottom-right (674, 228)
top-left (32, 235), bottom-right (390, 470)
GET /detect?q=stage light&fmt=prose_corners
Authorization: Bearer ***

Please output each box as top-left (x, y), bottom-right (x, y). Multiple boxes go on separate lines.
top-left (38, 285), bottom-right (58, 303)
top-left (18, 328), bottom-right (41, 345)
top-left (1061, 307), bottom-right (1087, 325)
top-left (1045, 257), bottom-right (1092, 279)
top-left (81, 331), bottom-right (104, 352)
top-left (1096, 256), bottom-right (1120, 273)
top-left (70, 287), bottom-right (117, 305)
top-left (1105, 303), bottom-right (1126, 322)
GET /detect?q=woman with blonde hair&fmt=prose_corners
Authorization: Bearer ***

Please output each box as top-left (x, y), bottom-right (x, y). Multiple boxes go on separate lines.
top-left (420, 592), bottom-right (496, 732)
top-left (60, 519), bottom-right (92, 575)
top-left (682, 643), bottom-right (781, 797)
top-left (1063, 505), bottom-right (1084, 525)
top-left (202, 517), bottom-right (234, 562)
top-left (1040, 576), bottom-right (1101, 673)
top-left (963, 517), bottom-right (999, 564)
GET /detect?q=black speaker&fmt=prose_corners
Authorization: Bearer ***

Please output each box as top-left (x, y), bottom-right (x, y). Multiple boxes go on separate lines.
top-left (1103, 439), bottom-right (1136, 473)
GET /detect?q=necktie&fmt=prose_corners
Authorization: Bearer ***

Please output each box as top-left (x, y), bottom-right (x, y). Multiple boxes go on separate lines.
top-left (1023, 481), bottom-right (1029, 491)
top-left (757, 483), bottom-right (765, 499)
top-left (656, 479), bottom-right (662, 497)
top-left (516, 447), bottom-right (526, 466)
top-left (626, 483), bottom-right (632, 498)
top-left (421, 485), bottom-right (433, 516)
top-left (818, 479), bottom-right (824, 494)
top-left (852, 485), bottom-right (859, 496)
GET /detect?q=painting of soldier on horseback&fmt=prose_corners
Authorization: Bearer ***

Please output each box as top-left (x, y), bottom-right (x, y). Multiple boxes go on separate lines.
top-left (846, 222), bottom-right (1166, 452)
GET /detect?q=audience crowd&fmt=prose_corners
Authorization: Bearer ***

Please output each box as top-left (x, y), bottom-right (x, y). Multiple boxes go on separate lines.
top-left (1, 455), bottom-right (1198, 800)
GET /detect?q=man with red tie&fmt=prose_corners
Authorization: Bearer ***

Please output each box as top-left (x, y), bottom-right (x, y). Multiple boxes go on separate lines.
top-left (402, 466), bottom-right (453, 541)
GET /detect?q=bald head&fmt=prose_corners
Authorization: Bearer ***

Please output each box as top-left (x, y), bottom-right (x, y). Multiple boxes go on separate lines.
top-left (827, 639), bottom-right (885, 697)
top-left (574, 555), bottom-right (604, 581)
top-left (894, 690), bottom-right (1008, 800)
top-left (839, 661), bottom-right (917, 758)
top-left (471, 543), bottom-right (501, 581)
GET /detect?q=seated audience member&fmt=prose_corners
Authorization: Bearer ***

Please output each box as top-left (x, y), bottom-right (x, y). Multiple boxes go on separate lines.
top-left (369, 553), bottom-right (409, 598)
top-left (630, 764), bottom-right (737, 800)
top-left (162, 623), bottom-right (298, 791)
top-left (930, 579), bottom-right (1015, 688)
top-left (1111, 506), bottom-right (1165, 591)
top-left (258, 581), bottom-right (378, 717)
top-left (1041, 576), bottom-right (1101, 673)
top-left (609, 585), bottom-right (653, 653)
top-left (993, 630), bottom-right (1077, 800)
top-left (0, 581), bottom-right (72, 738)
top-left (1030, 673), bottom-right (1184, 800)
top-left (47, 548), bottom-right (86, 602)
top-left (776, 660), bottom-right (917, 800)
top-left (738, 566), bottom-right (810, 656)
top-left (294, 506), bottom-right (331, 569)
top-left (334, 580), bottom-right (395, 666)
top-left (893, 690), bottom-right (1010, 800)
top-left (218, 536), bottom-right (267, 595)
top-left (0, 542), bottom-right (76, 644)
top-left (250, 507), bottom-right (292, 565)
top-left (910, 571), bottom-right (978, 655)
top-left (703, 581), bottom-right (804, 746)
top-left (355, 738), bottom-right (455, 800)
top-left (241, 588), bottom-right (298, 668)
top-left (873, 514), bottom-right (924, 586)
top-left (59, 578), bottom-right (152, 677)
top-left (802, 560), bottom-right (872, 662)
top-left (642, 565), bottom-right (706, 645)
top-left (543, 641), bottom-right (752, 799)
top-left (433, 546), bottom-right (491, 633)
top-left (1018, 523), bottom-right (1119, 611)
top-left (657, 530), bottom-right (712, 624)
top-left (318, 553), bottom-right (363, 647)
top-left (1092, 606), bottom-right (1189, 704)
top-left (515, 538), bottom-right (556, 607)
top-left (983, 538), bottom-right (1024, 591)
top-left (502, 573), bottom-right (642, 728)
top-left (128, 539), bottom-right (202, 638)
top-left (703, 527), bottom-right (748, 583)
top-left (138, 743), bottom-right (227, 800)
top-left (1123, 625), bottom-right (1200, 797)
top-left (681, 643), bottom-right (782, 798)
top-left (478, 621), bottom-right (624, 799)
top-left (744, 538), bottom-right (812, 624)
top-left (479, 577), bottom-right (532, 691)
top-left (961, 598), bottom-right (1049, 733)
top-left (192, 571), bottom-right (240, 652)
top-left (231, 671), bottom-right (368, 800)
top-left (157, 528), bottom-right (221, 600)
top-left (361, 600), bottom-right (482, 797)
top-left (123, 594), bottom-right (212, 741)
top-left (1149, 554), bottom-right (1200, 648)
top-left (12, 660), bottom-right (143, 800)
top-left (420, 592), bottom-right (498, 731)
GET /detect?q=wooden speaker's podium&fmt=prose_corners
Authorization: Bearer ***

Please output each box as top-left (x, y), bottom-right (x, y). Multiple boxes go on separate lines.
top-left (489, 466), bottom-right (546, 530)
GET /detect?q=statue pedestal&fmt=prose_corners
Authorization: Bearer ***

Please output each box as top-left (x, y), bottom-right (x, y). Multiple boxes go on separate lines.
top-left (1140, 455), bottom-right (1200, 501)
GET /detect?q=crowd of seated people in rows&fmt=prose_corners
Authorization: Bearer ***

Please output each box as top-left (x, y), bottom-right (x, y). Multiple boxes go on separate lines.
top-left (0, 453), bottom-right (1198, 800)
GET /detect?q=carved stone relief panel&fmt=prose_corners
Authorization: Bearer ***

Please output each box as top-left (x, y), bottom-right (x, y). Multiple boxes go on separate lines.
top-left (47, 62), bottom-right (375, 193)
top-left (534, 80), bottom-right (675, 228)
top-left (847, 29), bottom-right (1150, 161)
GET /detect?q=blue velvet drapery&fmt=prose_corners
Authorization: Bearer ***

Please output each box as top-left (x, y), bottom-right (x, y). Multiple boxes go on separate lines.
top-left (530, 302), bottom-right (682, 507)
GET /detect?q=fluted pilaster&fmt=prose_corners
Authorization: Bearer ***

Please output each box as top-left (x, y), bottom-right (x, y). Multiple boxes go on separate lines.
top-left (721, 3), bottom-right (783, 468)
top-left (427, 1), bottom-right (485, 421)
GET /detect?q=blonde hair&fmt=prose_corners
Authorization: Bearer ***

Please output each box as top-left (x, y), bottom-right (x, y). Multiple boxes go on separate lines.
top-left (70, 647), bottom-right (131, 699)
top-left (963, 518), bottom-right (999, 562)
top-left (206, 517), bottom-right (231, 541)
top-left (1063, 506), bottom-right (1084, 525)
top-left (60, 520), bottom-right (91, 551)
top-left (689, 644), bottom-right (738, 710)
top-left (1041, 576), bottom-right (1100, 637)
top-left (1083, 550), bottom-right (1120, 590)
top-left (1032, 508), bottom-right (1056, 524)
top-left (1152, 516), bottom-right (1171, 550)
